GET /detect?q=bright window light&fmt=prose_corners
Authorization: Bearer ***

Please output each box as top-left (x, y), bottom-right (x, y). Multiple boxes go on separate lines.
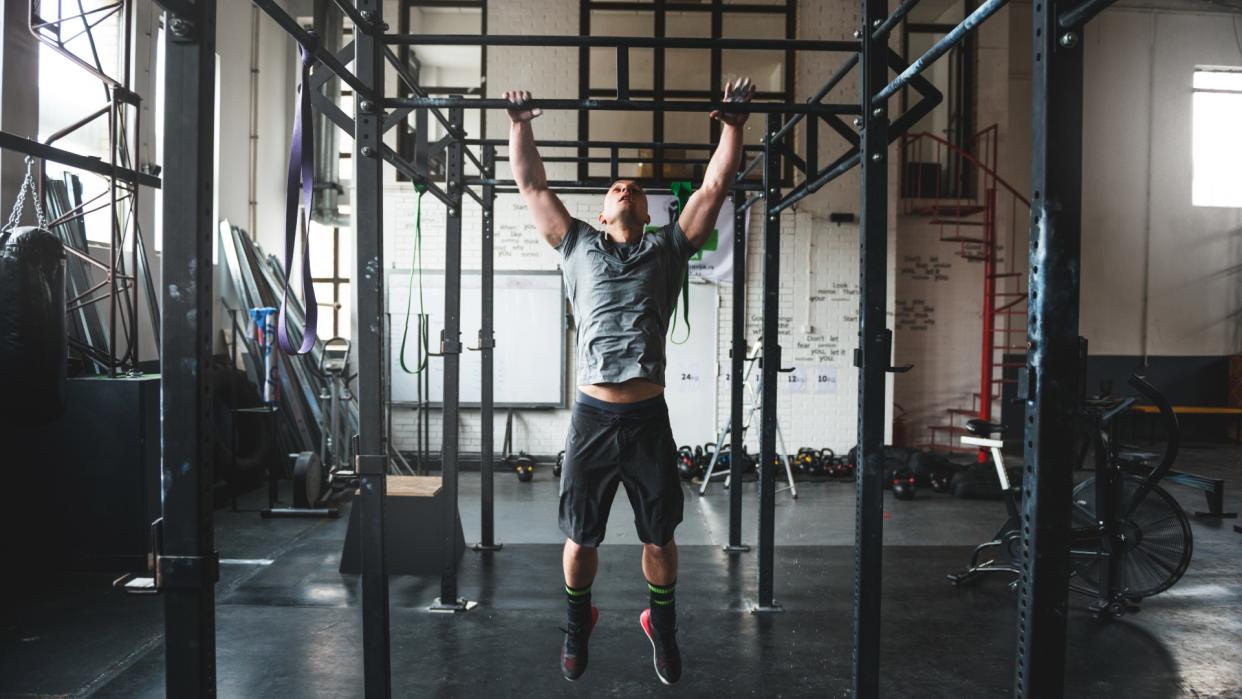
top-left (38, 39), bottom-right (120, 243)
top-left (1192, 67), bottom-right (1242, 208)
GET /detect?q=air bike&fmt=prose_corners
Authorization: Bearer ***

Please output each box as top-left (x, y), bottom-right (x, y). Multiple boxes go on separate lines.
top-left (948, 375), bottom-right (1193, 621)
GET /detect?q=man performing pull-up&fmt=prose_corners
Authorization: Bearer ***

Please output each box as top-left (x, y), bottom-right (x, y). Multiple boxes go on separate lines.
top-left (504, 77), bottom-right (756, 684)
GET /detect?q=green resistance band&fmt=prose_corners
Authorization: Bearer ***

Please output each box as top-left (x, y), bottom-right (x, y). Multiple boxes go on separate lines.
top-left (398, 183), bottom-right (429, 374)
top-left (668, 180), bottom-right (693, 345)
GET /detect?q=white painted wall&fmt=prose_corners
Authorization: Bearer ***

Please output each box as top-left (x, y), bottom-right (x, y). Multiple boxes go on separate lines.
top-left (893, 2), bottom-right (1242, 446)
top-left (216, 0), bottom-right (295, 256)
top-left (1081, 8), bottom-right (1242, 356)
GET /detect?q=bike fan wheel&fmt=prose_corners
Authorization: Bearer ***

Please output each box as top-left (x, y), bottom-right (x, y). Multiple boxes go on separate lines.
top-left (1069, 474), bottom-right (1193, 600)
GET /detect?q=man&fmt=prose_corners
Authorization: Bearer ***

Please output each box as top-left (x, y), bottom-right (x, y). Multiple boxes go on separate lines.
top-left (504, 77), bottom-right (756, 685)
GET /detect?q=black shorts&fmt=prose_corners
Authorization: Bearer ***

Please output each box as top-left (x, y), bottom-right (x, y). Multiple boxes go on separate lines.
top-left (558, 391), bottom-right (683, 547)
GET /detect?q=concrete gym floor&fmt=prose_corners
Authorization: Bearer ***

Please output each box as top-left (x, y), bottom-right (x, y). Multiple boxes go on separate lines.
top-left (2, 445), bottom-right (1239, 698)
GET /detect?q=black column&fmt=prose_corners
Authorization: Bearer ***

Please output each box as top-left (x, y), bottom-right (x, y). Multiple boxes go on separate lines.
top-left (353, 1), bottom-right (391, 695)
top-left (855, 0), bottom-right (889, 693)
top-left (475, 145), bottom-right (501, 552)
top-left (653, 0), bottom-right (666, 181)
top-left (726, 189), bottom-right (748, 553)
top-left (753, 114), bottom-right (782, 612)
top-left (576, 2), bottom-right (590, 183)
top-left (435, 105), bottom-right (468, 611)
top-left (1016, 7), bottom-right (1083, 698)
top-left (160, 3), bottom-right (218, 695)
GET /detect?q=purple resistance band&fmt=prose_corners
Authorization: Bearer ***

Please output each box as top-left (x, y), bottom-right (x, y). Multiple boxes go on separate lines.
top-left (278, 39), bottom-right (318, 355)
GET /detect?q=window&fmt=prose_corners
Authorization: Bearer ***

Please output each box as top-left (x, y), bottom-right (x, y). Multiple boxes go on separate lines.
top-left (36, 2), bottom-right (127, 243)
top-left (1192, 67), bottom-right (1242, 208)
top-left (310, 222), bottom-right (352, 339)
top-left (580, 0), bottom-right (795, 183)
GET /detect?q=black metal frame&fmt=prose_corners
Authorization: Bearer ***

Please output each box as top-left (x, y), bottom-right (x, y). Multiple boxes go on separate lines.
top-left (579, 0), bottom-right (797, 182)
top-left (126, 0), bottom-right (1127, 694)
top-left (752, 112), bottom-right (784, 613)
top-left (158, 1), bottom-right (218, 695)
top-left (1016, 3), bottom-right (1090, 697)
top-left (429, 105), bottom-right (469, 611)
top-left (855, 0), bottom-right (890, 691)
top-left (351, 0), bottom-right (393, 692)
top-left (395, 0), bottom-right (487, 182)
top-left (472, 144), bottom-right (502, 552)
top-left (725, 187), bottom-right (748, 554)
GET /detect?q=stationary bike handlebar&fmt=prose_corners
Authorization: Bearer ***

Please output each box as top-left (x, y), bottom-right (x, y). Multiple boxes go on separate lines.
top-left (1127, 374), bottom-right (1180, 485)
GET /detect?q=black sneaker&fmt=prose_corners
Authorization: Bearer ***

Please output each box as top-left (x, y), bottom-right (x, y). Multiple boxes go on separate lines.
top-left (560, 605), bottom-right (599, 681)
top-left (639, 608), bottom-right (682, 685)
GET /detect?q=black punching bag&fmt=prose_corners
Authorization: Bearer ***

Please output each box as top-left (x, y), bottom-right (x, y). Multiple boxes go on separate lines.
top-left (0, 226), bottom-right (67, 423)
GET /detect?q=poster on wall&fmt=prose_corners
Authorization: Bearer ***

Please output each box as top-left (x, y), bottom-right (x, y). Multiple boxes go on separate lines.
top-left (645, 194), bottom-right (747, 283)
top-left (787, 366), bottom-right (809, 394)
top-left (814, 364), bottom-right (838, 394)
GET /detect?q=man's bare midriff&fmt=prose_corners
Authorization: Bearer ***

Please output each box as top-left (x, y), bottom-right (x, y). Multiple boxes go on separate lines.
top-left (579, 377), bottom-right (664, 403)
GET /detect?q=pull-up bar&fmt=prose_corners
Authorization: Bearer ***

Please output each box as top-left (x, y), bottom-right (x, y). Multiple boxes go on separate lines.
top-left (389, 96), bottom-right (859, 115)
top-left (463, 138), bottom-right (765, 152)
top-left (0, 131), bottom-right (160, 189)
top-left (471, 178), bottom-right (763, 192)
top-left (873, 0), bottom-right (1008, 103)
top-left (385, 34), bottom-right (858, 52)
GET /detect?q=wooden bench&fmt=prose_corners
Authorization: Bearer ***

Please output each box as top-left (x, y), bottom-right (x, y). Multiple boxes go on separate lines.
top-left (1130, 404), bottom-right (1242, 443)
top-left (339, 475), bottom-right (464, 576)
top-left (1130, 405), bottom-right (1242, 416)
top-left (385, 475), bottom-right (442, 498)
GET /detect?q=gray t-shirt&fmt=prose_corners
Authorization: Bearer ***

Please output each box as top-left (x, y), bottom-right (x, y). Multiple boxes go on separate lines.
top-left (556, 218), bottom-right (697, 387)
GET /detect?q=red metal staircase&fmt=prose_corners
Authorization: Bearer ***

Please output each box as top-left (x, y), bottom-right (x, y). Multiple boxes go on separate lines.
top-left (900, 126), bottom-right (1031, 456)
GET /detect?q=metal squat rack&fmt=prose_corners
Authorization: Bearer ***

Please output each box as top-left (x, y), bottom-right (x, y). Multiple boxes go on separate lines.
top-left (0, 0), bottom-right (1117, 695)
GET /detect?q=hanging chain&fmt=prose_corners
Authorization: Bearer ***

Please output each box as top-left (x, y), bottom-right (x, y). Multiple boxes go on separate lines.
top-left (3, 157), bottom-right (48, 233)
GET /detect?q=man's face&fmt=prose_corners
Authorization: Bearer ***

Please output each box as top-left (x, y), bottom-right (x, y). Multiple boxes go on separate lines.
top-left (599, 179), bottom-right (650, 228)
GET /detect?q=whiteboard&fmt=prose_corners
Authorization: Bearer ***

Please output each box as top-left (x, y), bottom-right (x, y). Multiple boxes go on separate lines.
top-left (387, 270), bottom-right (566, 407)
top-left (663, 282), bottom-right (719, 447)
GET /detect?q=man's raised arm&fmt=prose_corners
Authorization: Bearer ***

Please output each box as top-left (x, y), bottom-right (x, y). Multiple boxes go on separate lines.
top-left (677, 77), bottom-right (757, 249)
top-left (505, 90), bottom-right (573, 248)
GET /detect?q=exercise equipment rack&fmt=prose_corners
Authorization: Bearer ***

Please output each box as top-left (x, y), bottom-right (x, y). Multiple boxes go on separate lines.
top-left (0, 0), bottom-right (1128, 695)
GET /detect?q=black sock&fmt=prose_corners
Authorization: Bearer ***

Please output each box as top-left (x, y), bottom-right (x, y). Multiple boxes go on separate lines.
top-left (648, 580), bottom-right (676, 632)
top-left (566, 584), bottom-right (592, 628)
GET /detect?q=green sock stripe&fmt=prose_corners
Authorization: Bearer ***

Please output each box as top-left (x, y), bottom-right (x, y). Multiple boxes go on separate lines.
top-left (648, 583), bottom-right (675, 595)
top-left (565, 586), bottom-right (591, 597)
top-left (652, 598), bottom-right (675, 606)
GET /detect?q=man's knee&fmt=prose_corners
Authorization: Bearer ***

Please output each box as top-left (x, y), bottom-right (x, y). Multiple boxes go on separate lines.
top-left (643, 540), bottom-right (676, 559)
top-left (565, 539), bottom-right (597, 559)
